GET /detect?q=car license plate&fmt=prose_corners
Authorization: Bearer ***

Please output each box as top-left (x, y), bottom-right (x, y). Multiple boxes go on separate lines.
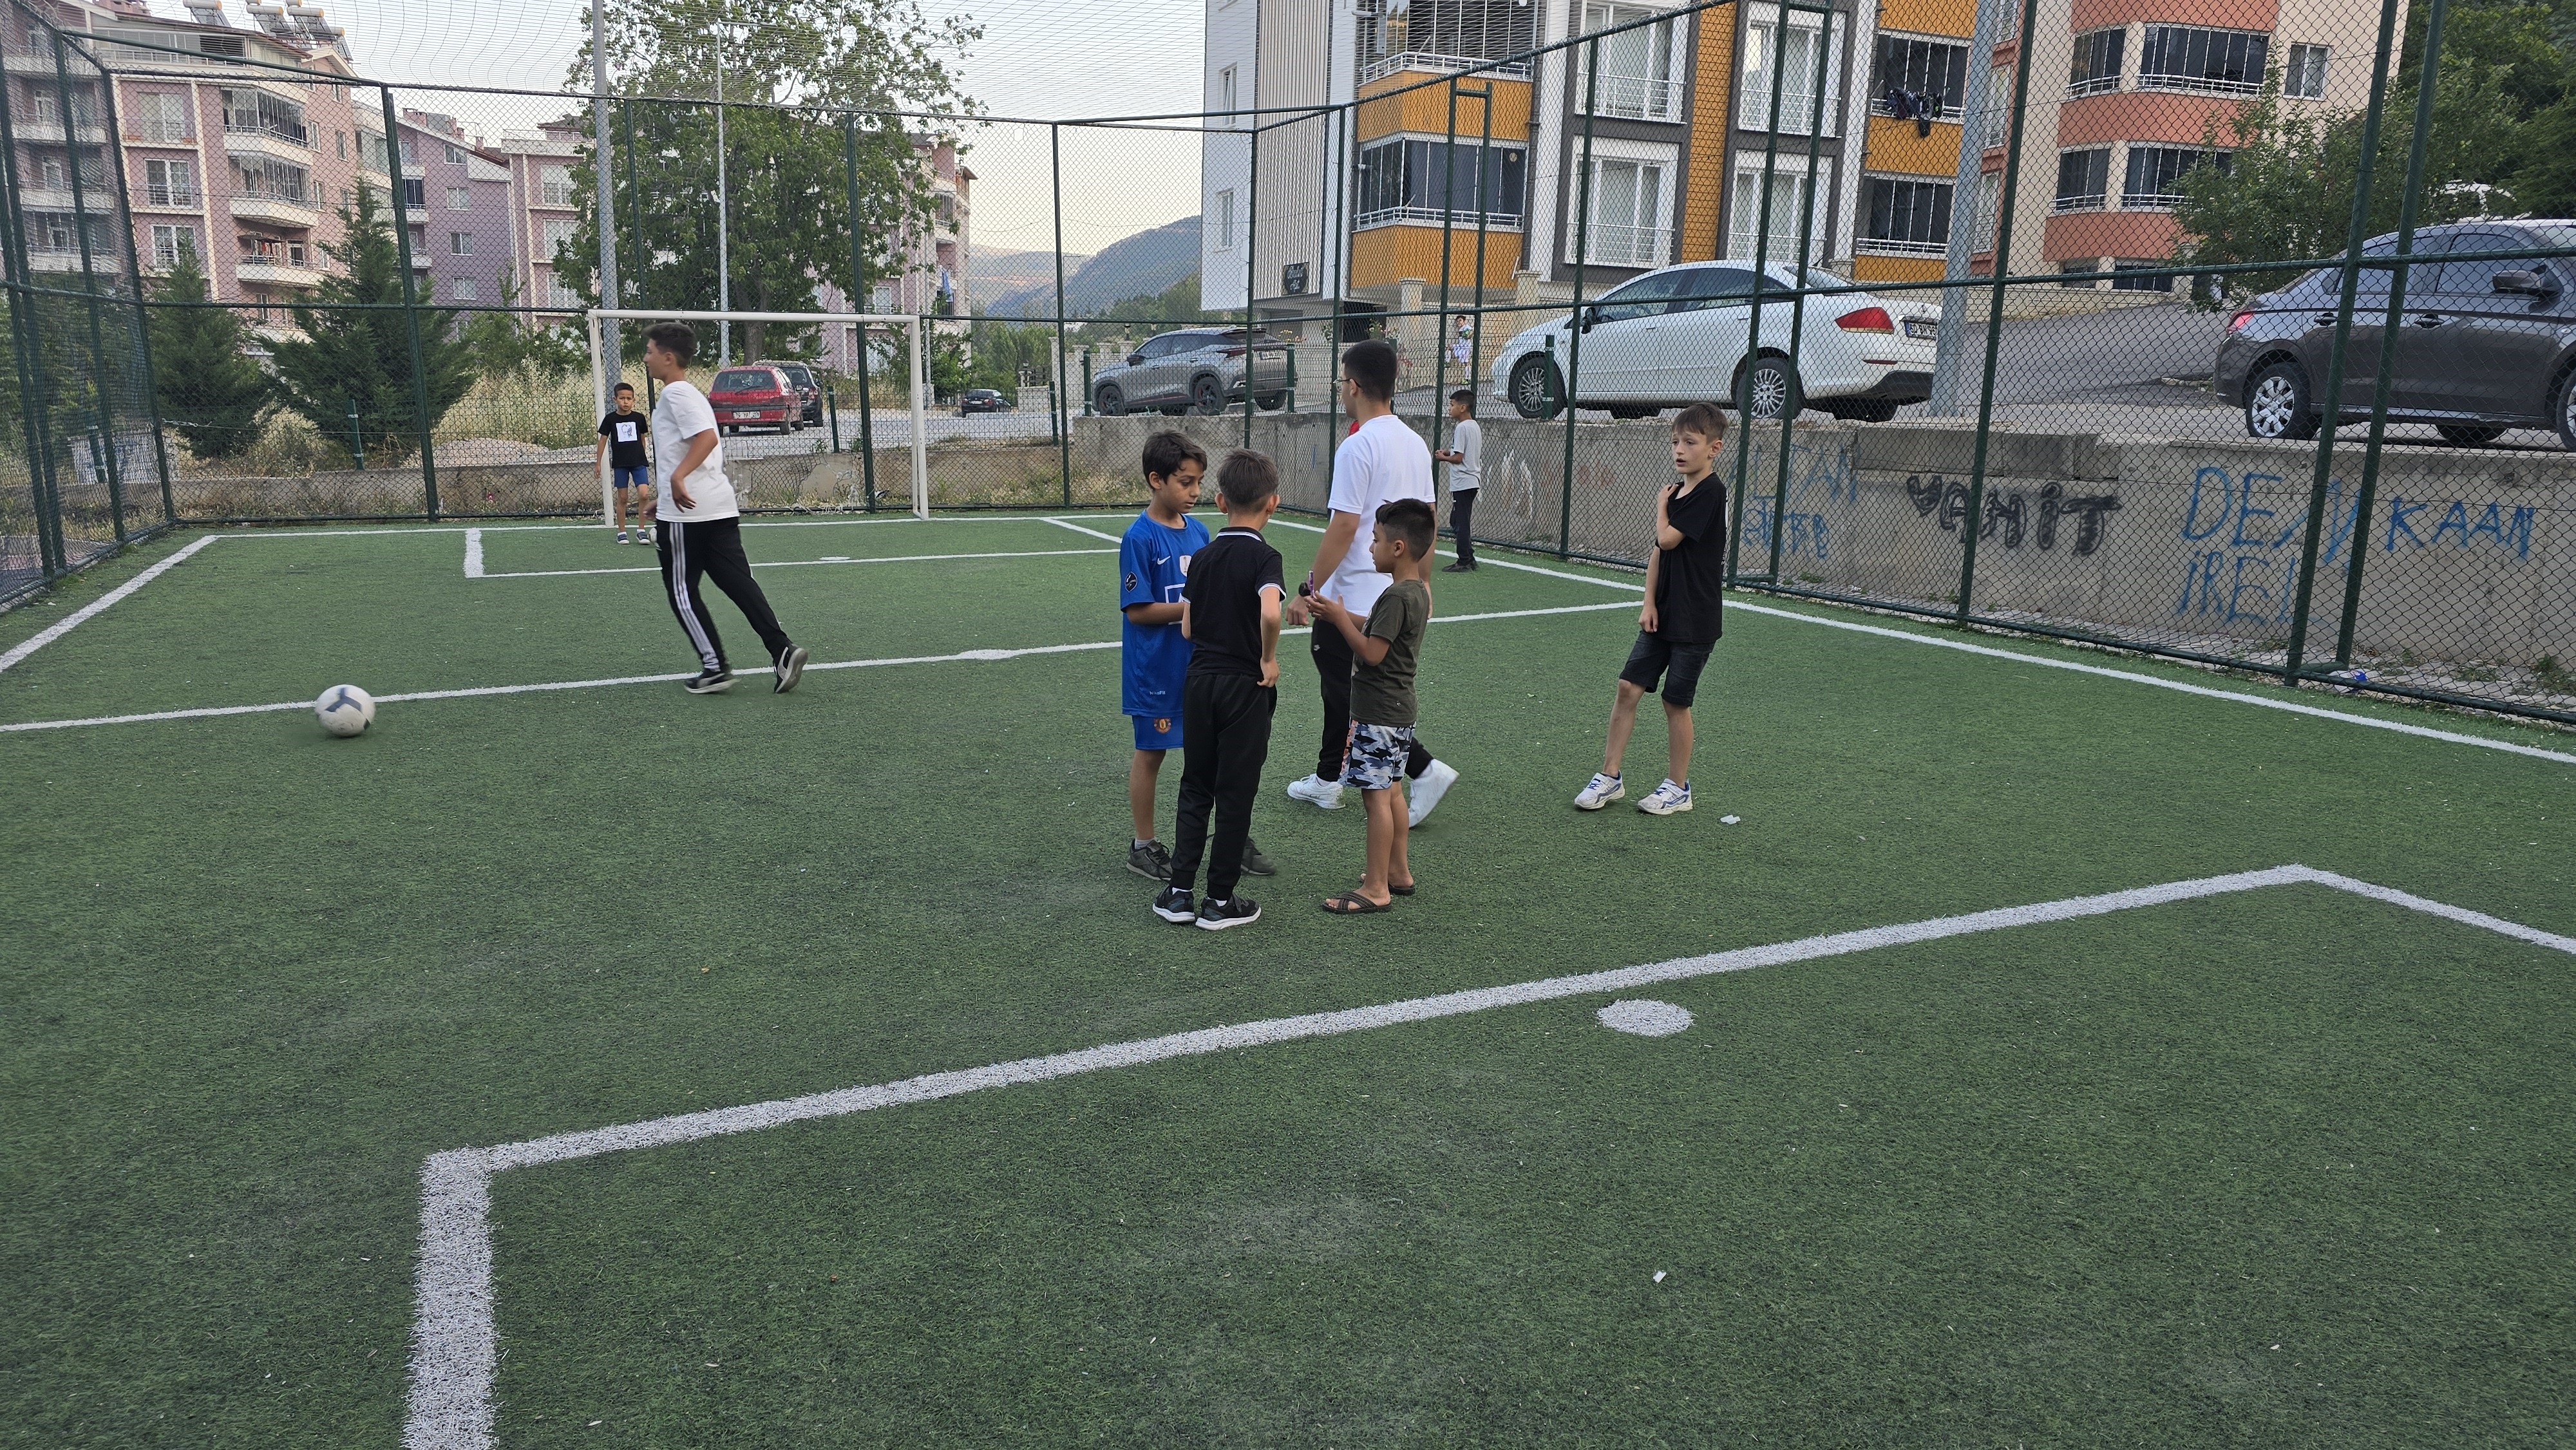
top-left (1902, 318), bottom-right (1938, 340)
top-left (733, 410), bottom-right (760, 419)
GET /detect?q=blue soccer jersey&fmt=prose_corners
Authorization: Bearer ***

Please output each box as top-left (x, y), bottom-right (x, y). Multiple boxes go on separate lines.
top-left (1119, 511), bottom-right (1210, 719)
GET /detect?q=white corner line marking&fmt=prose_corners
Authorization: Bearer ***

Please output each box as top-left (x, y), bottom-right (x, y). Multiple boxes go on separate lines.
top-left (1043, 516), bottom-right (1128, 543)
top-left (0, 534), bottom-right (221, 675)
top-left (467, 546), bottom-right (1118, 580)
top-left (461, 529), bottom-right (484, 579)
top-left (401, 863), bottom-right (2574, 1449)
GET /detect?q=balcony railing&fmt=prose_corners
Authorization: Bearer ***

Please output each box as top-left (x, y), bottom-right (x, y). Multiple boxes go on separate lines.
top-left (225, 117), bottom-right (310, 147)
top-left (1358, 51), bottom-right (1531, 86)
top-left (236, 181), bottom-right (310, 205)
top-left (1857, 235), bottom-right (1949, 256)
top-left (2120, 190), bottom-right (2186, 209)
top-left (1585, 223), bottom-right (1672, 268)
top-left (1578, 72), bottom-right (1682, 122)
top-left (143, 184), bottom-right (200, 206)
top-left (1872, 97), bottom-right (1963, 122)
top-left (1355, 205), bottom-right (1526, 230)
top-left (2135, 71), bottom-right (2260, 95)
top-left (2053, 192), bottom-right (2107, 213)
top-left (2065, 75), bottom-right (2123, 99)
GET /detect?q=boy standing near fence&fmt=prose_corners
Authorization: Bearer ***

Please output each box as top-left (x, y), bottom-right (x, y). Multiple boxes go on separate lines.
top-left (1432, 388), bottom-right (1481, 571)
top-left (1310, 498), bottom-right (1435, 914)
top-left (596, 382), bottom-right (654, 544)
top-left (1575, 402), bottom-right (1729, 816)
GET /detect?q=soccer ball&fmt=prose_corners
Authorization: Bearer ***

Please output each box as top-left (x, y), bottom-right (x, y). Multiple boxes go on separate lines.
top-left (315, 684), bottom-right (376, 737)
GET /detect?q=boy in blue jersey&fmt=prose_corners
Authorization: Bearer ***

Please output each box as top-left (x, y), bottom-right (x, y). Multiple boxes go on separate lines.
top-left (1121, 431), bottom-right (1274, 880)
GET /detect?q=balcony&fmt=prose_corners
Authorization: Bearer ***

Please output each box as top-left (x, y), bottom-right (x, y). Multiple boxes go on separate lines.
top-left (25, 247), bottom-right (119, 273)
top-left (2135, 71), bottom-right (2261, 96)
top-left (223, 126), bottom-right (310, 165)
top-left (1584, 223), bottom-right (1672, 269)
top-left (231, 192), bottom-right (318, 228)
top-left (1358, 51), bottom-right (1531, 86)
top-left (2054, 192), bottom-right (2107, 213)
top-left (140, 184), bottom-right (201, 210)
top-left (1356, 205), bottom-right (1525, 231)
top-left (1857, 236), bottom-right (1949, 256)
top-left (1578, 72), bottom-right (1683, 124)
top-left (11, 118), bottom-right (109, 146)
top-left (235, 257), bottom-right (321, 288)
top-left (2065, 75), bottom-right (2123, 99)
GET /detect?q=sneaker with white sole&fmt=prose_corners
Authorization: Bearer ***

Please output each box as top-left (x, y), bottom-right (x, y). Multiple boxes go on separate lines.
top-left (615, 529), bottom-right (629, 544)
top-left (1241, 839), bottom-right (1277, 876)
top-left (1197, 895), bottom-right (1262, 930)
top-left (1152, 885), bottom-right (1198, 923)
top-left (683, 668), bottom-right (735, 695)
top-left (1127, 840), bottom-right (1173, 880)
top-left (1285, 773), bottom-right (1345, 810)
top-left (1573, 772), bottom-right (1625, 811)
top-left (1636, 778), bottom-right (1692, 815)
top-left (1406, 758), bottom-right (1458, 829)
top-left (773, 644), bottom-right (808, 694)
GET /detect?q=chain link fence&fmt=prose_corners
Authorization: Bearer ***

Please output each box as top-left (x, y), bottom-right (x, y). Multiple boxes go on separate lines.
top-left (3, 0), bottom-right (2568, 724)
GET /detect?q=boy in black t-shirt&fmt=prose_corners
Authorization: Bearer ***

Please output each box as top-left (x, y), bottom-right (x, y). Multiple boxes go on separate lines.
top-left (1157, 449), bottom-right (1286, 931)
top-left (595, 382), bottom-right (654, 543)
top-left (1575, 402), bottom-right (1730, 816)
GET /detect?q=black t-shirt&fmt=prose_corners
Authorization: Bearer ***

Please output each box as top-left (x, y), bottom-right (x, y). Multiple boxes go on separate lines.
top-left (598, 409), bottom-right (649, 469)
top-left (1652, 475), bottom-right (1727, 645)
top-left (1182, 527), bottom-right (1285, 679)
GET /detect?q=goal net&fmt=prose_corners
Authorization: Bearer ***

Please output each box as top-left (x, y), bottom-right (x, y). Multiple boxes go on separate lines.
top-left (584, 308), bottom-right (933, 521)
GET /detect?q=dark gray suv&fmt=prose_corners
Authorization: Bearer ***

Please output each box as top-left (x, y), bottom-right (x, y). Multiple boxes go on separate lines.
top-left (2213, 220), bottom-right (2576, 449)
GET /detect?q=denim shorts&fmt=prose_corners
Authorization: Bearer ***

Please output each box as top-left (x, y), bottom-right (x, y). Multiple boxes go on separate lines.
top-left (1618, 631), bottom-right (1714, 709)
top-left (612, 464), bottom-right (651, 491)
top-left (1342, 721), bottom-right (1416, 791)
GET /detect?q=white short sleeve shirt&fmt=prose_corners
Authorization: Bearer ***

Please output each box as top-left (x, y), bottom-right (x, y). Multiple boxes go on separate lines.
top-left (1325, 415), bottom-right (1435, 614)
top-left (651, 381), bottom-right (741, 523)
top-left (1448, 418), bottom-right (1482, 492)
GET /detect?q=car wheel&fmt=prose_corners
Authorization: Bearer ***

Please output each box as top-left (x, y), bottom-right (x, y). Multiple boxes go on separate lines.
top-left (1739, 356), bottom-right (1801, 422)
top-left (2557, 367), bottom-right (2576, 452)
top-left (1255, 392), bottom-right (1287, 411)
top-left (1510, 355), bottom-right (1563, 419)
top-left (2242, 361), bottom-right (2318, 440)
top-left (1095, 384), bottom-right (1125, 416)
top-left (1189, 376), bottom-right (1226, 415)
top-left (2434, 423), bottom-right (2507, 446)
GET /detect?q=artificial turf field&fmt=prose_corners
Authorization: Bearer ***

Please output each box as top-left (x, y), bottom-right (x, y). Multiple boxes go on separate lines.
top-left (2, 510), bottom-right (2571, 1449)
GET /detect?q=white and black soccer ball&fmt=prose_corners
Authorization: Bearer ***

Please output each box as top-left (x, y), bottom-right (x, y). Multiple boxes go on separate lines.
top-left (315, 684), bottom-right (376, 737)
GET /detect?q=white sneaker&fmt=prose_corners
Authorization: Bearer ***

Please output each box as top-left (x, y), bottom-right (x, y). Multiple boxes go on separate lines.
top-left (1637, 779), bottom-right (1692, 816)
top-left (614, 529), bottom-right (629, 543)
top-left (1573, 772), bottom-right (1625, 811)
top-left (1285, 773), bottom-right (1345, 810)
top-left (1406, 758), bottom-right (1458, 828)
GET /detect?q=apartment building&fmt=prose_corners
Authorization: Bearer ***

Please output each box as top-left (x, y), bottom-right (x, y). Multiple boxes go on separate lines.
top-left (1848, 0), bottom-right (1975, 283)
top-left (498, 119), bottom-right (580, 316)
top-left (1202, 0), bottom-right (1875, 339)
top-left (393, 108), bottom-right (510, 306)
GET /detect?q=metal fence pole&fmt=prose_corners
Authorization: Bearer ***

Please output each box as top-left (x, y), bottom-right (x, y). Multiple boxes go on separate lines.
top-left (624, 99), bottom-right (652, 415)
top-left (1242, 117), bottom-right (1258, 453)
top-left (2283, 0), bottom-right (2404, 682)
top-left (1324, 103), bottom-right (1348, 477)
top-left (1559, 36), bottom-right (1602, 560)
top-left (2335, 0), bottom-right (2448, 668)
top-left (1929, 0), bottom-right (2006, 414)
top-left (0, 44), bottom-right (63, 574)
top-left (1765, 19), bottom-right (1833, 583)
top-left (379, 85), bottom-right (439, 519)
top-left (1467, 80), bottom-right (1493, 429)
top-left (90, 66), bottom-right (174, 525)
top-left (1728, 0), bottom-right (1795, 584)
top-left (1953, 0), bottom-right (2047, 623)
top-left (49, 37), bottom-right (124, 541)
top-left (1431, 75), bottom-right (1462, 461)
top-left (844, 116), bottom-right (878, 513)
top-left (1052, 122), bottom-right (1071, 505)
top-left (590, 0), bottom-right (620, 402)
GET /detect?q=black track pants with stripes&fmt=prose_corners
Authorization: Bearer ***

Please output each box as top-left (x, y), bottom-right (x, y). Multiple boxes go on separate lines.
top-left (655, 516), bottom-right (793, 673)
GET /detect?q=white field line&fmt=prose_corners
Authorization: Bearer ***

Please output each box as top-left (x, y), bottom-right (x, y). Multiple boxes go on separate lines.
top-left (0, 601), bottom-right (1634, 735)
top-left (1043, 516), bottom-right (1128, 543)
top-left (402, 863), bottom-right (2576, 1449)
top-left (0, 534), bottom-right (220, 675)
top-left (461, 529), bottom-right (484, 578)
top-left (468, 547), bottom-right (1115, 580)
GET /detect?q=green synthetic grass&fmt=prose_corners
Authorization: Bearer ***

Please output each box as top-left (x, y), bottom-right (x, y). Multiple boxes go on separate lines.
top-left (2, 515), bottom-right (2571, 1447)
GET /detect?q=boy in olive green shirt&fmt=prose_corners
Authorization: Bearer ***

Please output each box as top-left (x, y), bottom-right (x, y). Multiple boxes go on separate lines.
top-left (1309, 498), bottom-right (1436, 914)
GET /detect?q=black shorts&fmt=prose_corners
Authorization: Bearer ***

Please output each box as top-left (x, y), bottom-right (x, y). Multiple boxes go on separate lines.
top-left (1618, 631), bottom-right (1714, 709)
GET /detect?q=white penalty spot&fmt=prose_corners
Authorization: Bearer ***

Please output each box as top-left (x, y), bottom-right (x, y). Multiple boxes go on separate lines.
top-left (1597, 999), bottom-right (1694, 1037)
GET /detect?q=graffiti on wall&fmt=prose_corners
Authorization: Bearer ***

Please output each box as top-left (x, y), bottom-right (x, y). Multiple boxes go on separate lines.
top-left (2170, 466), bottom-right (2539, 627)
top-left (1902, 475), bottom-right (2123, 555)
top-left (1736, 441), bottom-right (1859, 564)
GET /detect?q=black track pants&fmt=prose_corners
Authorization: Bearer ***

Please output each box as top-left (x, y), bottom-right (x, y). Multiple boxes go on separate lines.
top-left (656, 516), bottom-right (792, 673)
top-left (1311, 621), bottom-right (1434, 784)
top-left (1447, 487), bottom-right (1478, 564)
top-left (1169, 672), bottom-right (1275, 901)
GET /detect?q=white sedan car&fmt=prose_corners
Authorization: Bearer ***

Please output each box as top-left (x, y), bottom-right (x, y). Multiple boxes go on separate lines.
top-left (1490, 261), bottom-right (1941, 422)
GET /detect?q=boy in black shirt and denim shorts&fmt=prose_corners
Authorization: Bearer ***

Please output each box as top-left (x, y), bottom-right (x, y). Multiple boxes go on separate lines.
top-left (1156, 450), bottom-right (1287, 930)
top-left (1576, 402), bottom-right (1729, 816)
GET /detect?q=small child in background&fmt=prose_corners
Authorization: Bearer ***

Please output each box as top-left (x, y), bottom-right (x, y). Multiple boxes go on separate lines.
top-left (1311, 498), bottom-right (1436, 914)
top-left (1432, 388), bottom-right (1481, 572)
top-left (1575, 402), bottom-right (1730, 816)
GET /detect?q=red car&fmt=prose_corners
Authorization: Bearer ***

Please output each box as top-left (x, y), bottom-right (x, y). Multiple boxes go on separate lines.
top-left (708, 366), bottom-right (797, 434)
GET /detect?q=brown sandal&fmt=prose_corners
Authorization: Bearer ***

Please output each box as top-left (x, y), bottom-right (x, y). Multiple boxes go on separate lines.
top-left (1322, 890), bottom-right (1394, 915)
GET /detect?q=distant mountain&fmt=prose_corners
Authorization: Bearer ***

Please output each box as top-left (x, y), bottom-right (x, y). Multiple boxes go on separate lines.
top-left (969, 244), bottom-right (1085, 306)
top-left (981, 216), bottom-right (1201, 319)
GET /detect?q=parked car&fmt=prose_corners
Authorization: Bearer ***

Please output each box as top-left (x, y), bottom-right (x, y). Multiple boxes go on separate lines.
top-left (2214, 219), bottom-right (2576, 449)
top-left (959, 388), bottom-right (1010, 415)
top-left (1490, 261), bottom-right (1940, 422)
top-left (1091, 328), bottom-right (1291, 417)
top-left (751, 359), bottom-right (823, 426)
top-left (707, 365), bottom-right (798, 434)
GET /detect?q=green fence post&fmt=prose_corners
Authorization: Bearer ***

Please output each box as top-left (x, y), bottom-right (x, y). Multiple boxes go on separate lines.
top-left (348, 400), bottom-right (365, 468)
top-left (826, 379), bottom-right (840, 452)
top-left (1765, 15), bottom-right (1833, 584)
top-left (2283, 0), bottom-right (2404, 683)
top-left (1242, 116), bottom-right (1258, 455)
top-left (1431, 75), bottom-right (1462, 466)
top-left (2336, 0), bottom-right (2447, 668)
top-left (50, 35), bottom-right (125, 541)
top-left (1052, 122), bottom-right (1072, 506)
top-left (1558, 35), bottom-right (1602, 561)
top-left (88, 64), bottom-right (175, 525)
top-left (379, 86), bottom-right (439, 518)
top-left (0, 32), bottom-right (66, 575)
top-left (1955, 0), bottom-right (2047, 623)
top-left (844, 115), bottom-right (878, 513)
top-left (1729, 0), bottom-right (1796, 585)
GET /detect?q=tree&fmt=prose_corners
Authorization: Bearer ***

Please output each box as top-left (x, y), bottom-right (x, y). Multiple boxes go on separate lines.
top-left (146, 254), bottom-right (271, 460)
top-left (963, 315), bottom-right (1055, 391)
top-left (459, 271), bottom-right (585, 384)
top-left (556, 0), bottom-right (980, 359)
top-left (267, 183), bottom-right (477, 466)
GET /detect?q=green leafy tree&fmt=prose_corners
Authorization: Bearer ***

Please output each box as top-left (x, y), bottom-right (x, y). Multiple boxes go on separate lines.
top-left (146, 253), bottom-right (271, 460)
top-left (267, 183), bottom-right (477, 466)
top-left (963, 316), bottom-right (1055, 391)
top-left (459, 270), bottom-right (585, 384)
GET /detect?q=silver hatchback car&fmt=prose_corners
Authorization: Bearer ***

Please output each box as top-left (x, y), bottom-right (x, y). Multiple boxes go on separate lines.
top-left (1092, 328), bottom-right (1291, 416)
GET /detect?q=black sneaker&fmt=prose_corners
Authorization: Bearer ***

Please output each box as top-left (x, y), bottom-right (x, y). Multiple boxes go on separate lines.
top-left (1127, 840), bottom-right (1173, 880)
top-left (683, 668), bottom-right (735, 694)
top-left (1197, 895), bottom-right (1261, 931)
top-left (773, 644), bottom-right (808, 694)
top-left (1240, 839), bottom-right (1277, 877)
top-left (1152, 885), bottom-right (1198, 923)
top-left (1441, 560), bottom-right (1477, 572)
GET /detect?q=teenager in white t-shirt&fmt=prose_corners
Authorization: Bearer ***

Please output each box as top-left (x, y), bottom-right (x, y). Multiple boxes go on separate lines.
top-left (642, 321), bottom-right (807, 696)
top-left (1280, 339), bottom-right (1461, 825)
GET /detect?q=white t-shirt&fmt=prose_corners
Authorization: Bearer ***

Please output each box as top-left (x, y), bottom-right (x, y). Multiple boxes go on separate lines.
top-left (1325, 413), bottom-right (1434, 613)
top-left (1448, 418), bottom-right (1482, 492)
top-left (651, 381), bottom-right (740, 523)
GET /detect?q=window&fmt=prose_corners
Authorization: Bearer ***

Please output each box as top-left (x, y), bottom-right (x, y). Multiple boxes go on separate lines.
top-left (1588, 156), bottom-right (1672, 267)
top-left (144, 158), bottom-right (196, 206)
top-left (358, 131), bottom-right (390, 174)
top-left (1215, 188), bottom-right (1235, 249)
top-left (538, 164), bottom-right (576, 208)
top-left (1353, 138), bottom-right (1528, 226)
top-left (1740, 13), bottom-right (1841, 135)
top-left (449, 231), bottom-right (473, 256)
top-left (336, 131), bottom-right (347, 159)
top-left (400, 139), bottom-right (417, 164)
top-left (2138, 26), bottom-right (2267, 94)
top-left (2110, 259), bottom-right (2175, 291)
top-left (2432, 231), bottom-right (2519, 296)
top-left (1727, 159), bottom-right (1813, 261)
top-left (402, 177), bottom-right (424, 208)
top-left (1973, 170), bottom-right (2000, 250)
top-left (229, 156), bottom-right (310, 204)
top-left (1218, 65), bottom-right (1236, 126)
top-left (2059, 259), bottom-right (2104, 288)
top-left (1862, 176), bottom-right (1952, 254)
top-left (443, 142), bottom-right (464, 164)
top-left (545, 274), bottom-right (582, 309)
top-left (1577, 3), bottom-right (1682, 122)
top-left (1981, 65), bottom-right (2013, 149)
top-left (218, 89), bottom-right (307, 146)
top-left (35, 149), bottom-right (109, 193)
top-left (135, 91), bottom-right (190, 144)
top-left (239, 236), bottom-right (310, 268)
top-left (448, 186), bottom-right (470, 212)
top-left (2121, 145), bottom-right (2226, 208)
top-left (149, 223), bottom-right (196, 270)
top-left (541, 219), bottom-right (577, 259)
top-left (2286, 42), bottom-right (2329, 99)
top-left (1589, 268), bottom-right (1692, 322)
top-left (453, 278), bottom-right (479, 301)
top-left (1874, 35), bottom-right (1967, 119)
top-left (2054, 147), bottom-right (2109, 211)
top-left (2067, 28), bottom-right (2125, 97)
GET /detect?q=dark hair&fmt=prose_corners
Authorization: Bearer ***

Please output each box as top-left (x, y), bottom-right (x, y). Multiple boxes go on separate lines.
top-left (1377, 497), bottom-right (1435, 560)
top-left (1671, 402), bottom-right (1729, 443)
top-left (643, 321), bottom-right (698, 366)
top-left (1142, 429), bottom-right (1208, 483)
top-left (614, 381), bottom-right (635, 394)
top-left (1215, 448), bottom-right (1279, 509)
top-left (1448, 388), bottom-right (1474, 411)
top-left (1341, 339), bottom-right (1397, 402)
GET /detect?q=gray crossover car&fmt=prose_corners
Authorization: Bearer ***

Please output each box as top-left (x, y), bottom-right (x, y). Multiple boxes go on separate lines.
top-left (2214, 219), bottom-right (2576, 449)
top-left (1092, 328), bottom-right (1291, 417)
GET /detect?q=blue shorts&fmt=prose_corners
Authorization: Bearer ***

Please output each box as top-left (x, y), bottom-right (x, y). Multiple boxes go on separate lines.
top-left (1132, 714), bottom-right (1183, 751)
top-left (612, 464), bottom-right (651, 491)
